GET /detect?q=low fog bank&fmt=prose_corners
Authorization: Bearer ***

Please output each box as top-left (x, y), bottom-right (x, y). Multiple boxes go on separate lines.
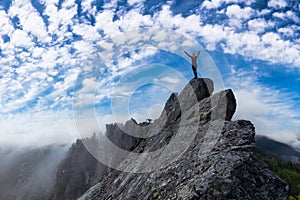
top-left (0, 145), bottom-right (68, 200)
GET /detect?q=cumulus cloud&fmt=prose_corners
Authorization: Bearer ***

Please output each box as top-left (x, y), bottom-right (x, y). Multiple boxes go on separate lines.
top-left (201, 0), bottom-right (255, 9)
top-left (201, 0), bottom-right (224, 9)
top-left (247, 18), bottom-right (273, 33)
top-left (225, 5), bottom-right (253, 28)
top-left (0, 10), bottom-right (14, 35)
top-left (9, 29), bottom-right (33, 48)
top-left (218, 29), bottom-right (300, 66)
top-left (273, 11), bottom-right (300, 24)
top-left (127, 0), bottom-right (145, 7)
top-left (8, 1), bottom-right (50, 42)
top-left (226, 4), bottom-right (253, 19)
top-left (268, 0), bottom-right (287, 9)
top-left (0, 0), bottom-right (88, 114)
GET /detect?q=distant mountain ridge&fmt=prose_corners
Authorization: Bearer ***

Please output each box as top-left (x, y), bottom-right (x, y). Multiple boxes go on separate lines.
top-left (255, 135), bottom-right (300, 164)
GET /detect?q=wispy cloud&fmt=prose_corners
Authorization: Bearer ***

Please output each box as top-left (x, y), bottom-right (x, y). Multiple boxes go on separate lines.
top-left (226, 67), bottom-right (300, 149)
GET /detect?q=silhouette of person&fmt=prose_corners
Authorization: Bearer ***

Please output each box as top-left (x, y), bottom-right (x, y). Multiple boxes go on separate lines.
top-left (184, 50), bottom-right (201, 78)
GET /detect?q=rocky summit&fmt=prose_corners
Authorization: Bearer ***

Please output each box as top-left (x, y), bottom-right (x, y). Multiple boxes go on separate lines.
top-left (77, 78), bottom-right (288, 200)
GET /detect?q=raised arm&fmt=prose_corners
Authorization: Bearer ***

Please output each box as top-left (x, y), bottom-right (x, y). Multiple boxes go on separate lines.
top-left (196, 50), bottom-right (201, 57)
top-left (184, 51), bottom-right (192, 58)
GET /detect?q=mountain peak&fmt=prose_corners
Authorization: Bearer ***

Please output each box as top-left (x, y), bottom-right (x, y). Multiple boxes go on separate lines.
top-left (77, 78), bottom-right (288, 200)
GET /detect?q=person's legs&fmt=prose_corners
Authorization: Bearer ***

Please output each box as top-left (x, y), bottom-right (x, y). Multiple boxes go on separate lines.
top-left (192, 66), bottom-right (197, 78)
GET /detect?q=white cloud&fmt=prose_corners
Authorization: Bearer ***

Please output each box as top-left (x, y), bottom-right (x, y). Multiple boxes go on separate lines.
top-left (201, 0), bottom-right (248, 9)
top-left (201, 0), bottom-right (224, 9)
top-left (273, 12), bottom-right (285, 19)
top-left (81, 0), bottom-right (95, 13)
top-left (0, 10), bottom-right (14, 36)
top-left (268, 0), bottom-right (287, 8)
top-left (72, 23), bottom-right (101, 41)
top-left (44, 0), bottom-right (77, 36)
top-left (95, 10), bottom-right (121, 36)
top-left (8, 0), bottom-right (50, 42)
top-left (0, 65), bottom-right (50, 113)
top-left (226, 5), bottom-right (253, 19)
top-left (48, 67), bottom-right (80, 98)
top-left (41, 48), bottom-right (58, 69)
top-left (216, 29), bottom-right (300, 66)
top-left (247, 18), bottom-right (273, 33)
top-left (226, 5), bottom-right (253, 28)
top-left (198, 24), bottom-right (227, 50)
top-left (227, 68), bottom-right (300, 149)
top-left (119, 9), bottom-right (153, 31)
top-left (0, 0), bottom-right (83, 115)
top-left (256, 9), bottom-right (272, 16)
top-left (201, 0), bottom-right (256, 9)
top-left (127, 0), bottom-right (145, 6)
top-left (286, 11), bottom-right (300, 24)
top-left (273, 11), bottom-right (300, 24)
top-left (1, 0), bottom-right (300, 147)
top-left (9, 29), bottom-right (33, 48)
top-left (0, 111), bottom-right (77, 147)
top-left (160, 76), bottom-right (181, 84)
top-left (31, 47), bottom-right (45, 58)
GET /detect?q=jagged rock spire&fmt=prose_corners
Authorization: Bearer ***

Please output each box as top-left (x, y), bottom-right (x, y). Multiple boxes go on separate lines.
top-left (78, 78), bottom-right (288, 200)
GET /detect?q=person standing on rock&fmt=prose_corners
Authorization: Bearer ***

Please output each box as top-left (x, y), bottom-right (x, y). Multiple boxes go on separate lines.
top-left (184, 50), bottom-right (201, 78)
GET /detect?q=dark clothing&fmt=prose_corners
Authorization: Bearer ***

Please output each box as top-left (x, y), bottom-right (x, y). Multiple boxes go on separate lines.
top-left (192, 65), bottom-right (197, 78)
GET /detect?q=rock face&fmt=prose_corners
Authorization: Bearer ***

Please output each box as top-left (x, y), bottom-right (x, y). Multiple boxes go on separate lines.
top-left (52, 138), bottom-right (106, 200)
top-left (106, 119), bottom-right (143, 150)
top-left (52, 122), bottom-right (144, 200)
top-left (78, 78), bottom-right (289, 200)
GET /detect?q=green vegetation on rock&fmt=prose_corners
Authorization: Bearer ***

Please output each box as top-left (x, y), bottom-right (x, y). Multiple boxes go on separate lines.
top-left (256, 154), bottom-right (300, 199)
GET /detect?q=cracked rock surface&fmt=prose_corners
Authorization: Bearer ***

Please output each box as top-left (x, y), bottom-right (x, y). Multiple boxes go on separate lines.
top-left (79, 78), bottom-right (288, 200)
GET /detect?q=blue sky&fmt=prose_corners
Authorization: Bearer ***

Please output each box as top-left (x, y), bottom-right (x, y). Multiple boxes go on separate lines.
top-left (0, 0), bottom-right (299, 149)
